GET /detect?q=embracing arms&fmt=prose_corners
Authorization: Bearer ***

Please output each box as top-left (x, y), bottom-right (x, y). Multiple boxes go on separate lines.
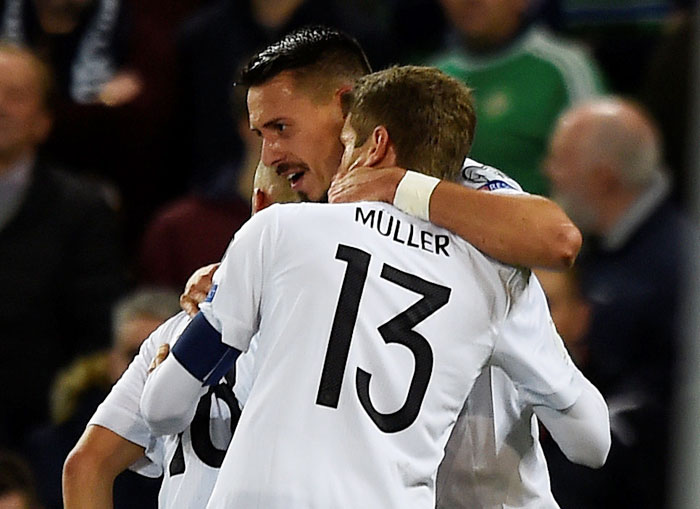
top-left (534, 373), bottom-right (610, 468)
top-left (329, 166), bottom-right (581, 270)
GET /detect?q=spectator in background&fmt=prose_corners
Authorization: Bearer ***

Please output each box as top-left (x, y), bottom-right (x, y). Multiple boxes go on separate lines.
top-left (0, 0), bottom-right (134, 105)
top-left (0, 0), bottom-right (193, 250)
top-left (0, 452), bottom-right (41, 509)
top-left (429, 0), bottom-right (605, 195)
top-left (544, 97), bottom-right (694, 507)
top-left (0, 43), bottom-right (125, 450)
top-left (138, 87), bottom-right (257, 291)
top-left (27, 289), bottom-right (180, 509)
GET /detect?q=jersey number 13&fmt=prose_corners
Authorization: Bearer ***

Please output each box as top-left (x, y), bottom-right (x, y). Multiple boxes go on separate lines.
top-left (316, 244), bottom-right (451, 433)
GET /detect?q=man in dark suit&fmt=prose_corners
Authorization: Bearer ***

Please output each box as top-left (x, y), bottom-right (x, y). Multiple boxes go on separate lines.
top-left (0, 43), bottom-right (125, 451)
top-left (544, 97), bottom-right (694, 508)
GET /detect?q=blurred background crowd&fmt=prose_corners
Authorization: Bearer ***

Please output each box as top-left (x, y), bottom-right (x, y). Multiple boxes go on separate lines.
top-left (0, 0), bottom-right (698, 508)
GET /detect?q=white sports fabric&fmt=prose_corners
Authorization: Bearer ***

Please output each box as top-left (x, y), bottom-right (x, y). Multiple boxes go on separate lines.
top-left (459, 157), bottom-right (523, 194)
top-left (197, 200), bottom-right (576, 509)
top-left (89, 311), bottom-right (240, 508)
top-left (435, 158), bottom-right (570, 508)
top-left (436, 275), bottom-right (582, 509)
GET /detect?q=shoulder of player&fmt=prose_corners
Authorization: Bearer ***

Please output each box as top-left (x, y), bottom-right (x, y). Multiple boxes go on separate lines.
top-left (147, 311), bottom-right (192, 350)
top-left (261, 201), bottom-right (360, 228)
top-left (459, 158), bottom-right (524, 193)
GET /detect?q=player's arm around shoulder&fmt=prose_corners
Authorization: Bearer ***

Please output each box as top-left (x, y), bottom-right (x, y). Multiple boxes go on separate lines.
top-left (328, 164), bottom-right (582, 269)
top-left (491, 272), bottom-right (610, 468)
top-left (534, 373), bottom-right (611, 468)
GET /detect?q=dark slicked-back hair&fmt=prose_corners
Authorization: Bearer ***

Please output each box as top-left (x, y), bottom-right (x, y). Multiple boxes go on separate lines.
top-left (238, 25), bottom-right (371, 101)
top-left (341, 66), bottom-right (476, 182)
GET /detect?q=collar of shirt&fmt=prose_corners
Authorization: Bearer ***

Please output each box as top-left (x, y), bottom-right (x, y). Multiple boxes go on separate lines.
top-left (602, 170), bottom-right (670, 251)
top-left (0, 153), bottom-right (35, 232)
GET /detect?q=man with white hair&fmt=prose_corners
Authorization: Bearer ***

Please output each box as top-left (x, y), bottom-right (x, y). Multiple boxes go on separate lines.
top-left (544, 97), bottom-right (693, 507)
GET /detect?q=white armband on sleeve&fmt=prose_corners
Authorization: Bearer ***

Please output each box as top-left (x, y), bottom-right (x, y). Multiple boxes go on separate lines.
top-left (393, 170), bottom-right (441, 221)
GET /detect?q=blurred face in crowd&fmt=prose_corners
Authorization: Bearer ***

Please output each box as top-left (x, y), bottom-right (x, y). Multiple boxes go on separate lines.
top-left (248, 71), bottom-right (346, 202)
top-left (0, 49), bottom-right (51, 169)
top-left (544, 114), bottom-right (601, 233)
top-left (109, 314), bottom-right (164, 382)
top-left (0, 491), bottom-right (30, 509)
top-left (439, 0), bottom-right (529, 47)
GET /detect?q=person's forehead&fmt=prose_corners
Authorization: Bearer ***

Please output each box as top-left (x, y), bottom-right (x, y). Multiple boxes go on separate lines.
top-left (247, 73), bottom-right (314, 117)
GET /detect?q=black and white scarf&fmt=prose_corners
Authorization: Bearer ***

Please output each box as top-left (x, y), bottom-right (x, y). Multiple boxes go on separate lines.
top-left (0, 0), bottom-right (121, 104)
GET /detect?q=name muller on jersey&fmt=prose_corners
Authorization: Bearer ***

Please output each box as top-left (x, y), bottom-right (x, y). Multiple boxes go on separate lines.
top-left (355, 206), bottom-right (451, 257)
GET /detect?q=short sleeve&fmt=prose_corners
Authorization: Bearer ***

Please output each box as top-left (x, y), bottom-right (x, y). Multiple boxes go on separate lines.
top-left (88, 312), bottom-right (191, 477)
top-left (459, 158), bottom-right (525, 195)
top-left (491, 274), bottom-right (583, 410)
top-left (199, 206), bottom-right (279, 352)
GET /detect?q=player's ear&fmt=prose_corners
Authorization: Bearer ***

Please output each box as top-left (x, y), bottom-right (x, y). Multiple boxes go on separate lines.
top-left (364, 125), bottom-right (390, 166)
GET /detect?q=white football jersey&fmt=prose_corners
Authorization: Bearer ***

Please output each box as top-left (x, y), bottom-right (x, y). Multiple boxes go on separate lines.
top-left (199, 201), bottom-right (573, 509)
top-left (436, 275), bottom-right (581, 509)
top-left (89, 312), bottom-right (240, 508)
top-left (437, 159), bottom-right (577, 508)
top-left (459, 157), bottom-right (523, 194)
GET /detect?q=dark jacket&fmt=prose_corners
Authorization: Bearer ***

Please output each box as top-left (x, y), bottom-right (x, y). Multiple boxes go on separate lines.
top-left (0, 159), bottom-right (125, 448)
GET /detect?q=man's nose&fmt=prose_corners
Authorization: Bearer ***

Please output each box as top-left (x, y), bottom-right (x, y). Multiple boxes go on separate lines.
top-left (260, 137), bottom-right (282, 167)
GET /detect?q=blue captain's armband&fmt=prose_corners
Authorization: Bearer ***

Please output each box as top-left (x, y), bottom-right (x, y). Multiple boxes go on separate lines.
top-left (171, 312), bottom-right (240, 386)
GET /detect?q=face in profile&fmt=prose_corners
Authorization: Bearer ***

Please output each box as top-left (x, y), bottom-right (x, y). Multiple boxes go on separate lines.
top-left (110, 314), bottom-right (164, 382)
top-left (543, 118), bottom-right (599, 233)
top-left (247, 71), bottom-right (346, 202)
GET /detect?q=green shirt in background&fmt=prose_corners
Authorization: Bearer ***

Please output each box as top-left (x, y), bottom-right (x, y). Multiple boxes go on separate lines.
top-left (430, 26), bottom-right (606, 196)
